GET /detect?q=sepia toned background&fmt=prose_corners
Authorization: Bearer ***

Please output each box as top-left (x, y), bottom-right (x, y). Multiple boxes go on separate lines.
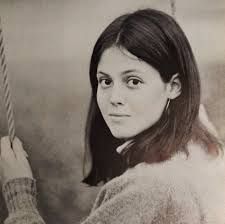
top-left (0, 0), bottom-right (224, 223)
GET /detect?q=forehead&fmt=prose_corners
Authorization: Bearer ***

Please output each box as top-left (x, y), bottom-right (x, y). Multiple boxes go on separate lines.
top-left (97, 47), bottom-right (155, 74)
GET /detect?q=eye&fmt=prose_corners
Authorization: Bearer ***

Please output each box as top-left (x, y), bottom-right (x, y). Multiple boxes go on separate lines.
top-left (127, 78), bottom-right (142, 88)
top-left (98, 78), bottom-right (112, 88)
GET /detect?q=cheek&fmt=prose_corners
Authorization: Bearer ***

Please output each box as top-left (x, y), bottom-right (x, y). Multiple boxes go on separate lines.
top-left (97, 88), bottom-right (108, 114)
top-left (130, 86), bottom-right (167, 123)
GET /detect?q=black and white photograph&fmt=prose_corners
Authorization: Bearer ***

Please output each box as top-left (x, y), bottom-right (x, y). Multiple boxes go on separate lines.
top-left (0, 1), bottom-right (225, 223)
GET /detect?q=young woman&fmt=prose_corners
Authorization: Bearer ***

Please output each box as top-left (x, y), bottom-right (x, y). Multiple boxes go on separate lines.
top-left (1, 8), bottom-right (225, 224)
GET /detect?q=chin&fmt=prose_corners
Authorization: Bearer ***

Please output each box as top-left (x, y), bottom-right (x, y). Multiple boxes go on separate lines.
top-left (110, 130), bottom-right (136, 140)
top-left (109, 125), bottom-right (152, 140)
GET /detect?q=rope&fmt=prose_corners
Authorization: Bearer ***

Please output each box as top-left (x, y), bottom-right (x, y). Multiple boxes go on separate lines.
top-left (169, 0), bottom-right (176, 18)
top-left (0, 17), bottom-right (16, 145)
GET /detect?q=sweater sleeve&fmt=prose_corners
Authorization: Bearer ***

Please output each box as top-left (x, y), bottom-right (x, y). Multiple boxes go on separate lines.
top-left (2, 177), bottom-right (146, 224)
top-left (2, 177), bottom-right (45, 224)
top-left (2, 177), bottom-right (203, 224)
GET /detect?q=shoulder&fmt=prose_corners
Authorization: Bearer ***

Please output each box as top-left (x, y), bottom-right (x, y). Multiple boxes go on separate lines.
top-left (92, 142), bottom-right (225, 222)
top-left (90, 169), bottom-right (173, 223)
top-left (130, 142), bottom-right (225, 223)
top-left (94, 165), bottom-right (203, 223)
top-left (96, 159), bottom-right (198, 209)
top-left (92, 164), bottom-right (171, 212)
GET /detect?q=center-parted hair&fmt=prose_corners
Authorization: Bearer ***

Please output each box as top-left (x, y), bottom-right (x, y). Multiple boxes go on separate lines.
top-left (82, 8), bottom-right (221, 186)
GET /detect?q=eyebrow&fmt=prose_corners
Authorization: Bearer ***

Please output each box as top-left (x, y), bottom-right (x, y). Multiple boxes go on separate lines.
top-left (97, 69), bottom-right (142, 77)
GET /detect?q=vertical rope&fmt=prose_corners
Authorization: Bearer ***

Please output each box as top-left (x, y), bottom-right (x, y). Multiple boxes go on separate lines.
top-left (0, 17), bottom-right (16, 145)
top-left (170, 0), bottom-right (176, 18)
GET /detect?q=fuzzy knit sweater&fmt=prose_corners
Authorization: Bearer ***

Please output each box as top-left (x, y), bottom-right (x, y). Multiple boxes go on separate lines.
top-left (2, 141), bottom-right (225, 224)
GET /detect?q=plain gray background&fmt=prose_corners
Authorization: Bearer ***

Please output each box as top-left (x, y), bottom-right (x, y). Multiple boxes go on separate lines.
top-left (0, 1), bottom-right (224, 223)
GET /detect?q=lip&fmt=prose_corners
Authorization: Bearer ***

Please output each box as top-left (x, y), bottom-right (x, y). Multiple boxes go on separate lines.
top-left (109, 113), bottom-right (130, 117)
top-left (109, 114), bottom-right (130, 123)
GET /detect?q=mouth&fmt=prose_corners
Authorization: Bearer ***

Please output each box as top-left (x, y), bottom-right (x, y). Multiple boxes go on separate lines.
top-left (109, 113), bottom-right (131, 117)
top-left (108, 114), bottom-right (131, 123)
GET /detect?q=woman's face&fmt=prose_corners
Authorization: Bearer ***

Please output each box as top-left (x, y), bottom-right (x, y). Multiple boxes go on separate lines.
top-left (96, 47), bottom-right (171, 140)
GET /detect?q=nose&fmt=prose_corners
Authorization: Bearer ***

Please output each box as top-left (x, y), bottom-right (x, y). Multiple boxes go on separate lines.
top-left (110, 84), bottom-right (125, 106)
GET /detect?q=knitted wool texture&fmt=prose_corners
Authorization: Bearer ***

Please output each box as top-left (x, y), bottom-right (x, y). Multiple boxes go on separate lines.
top-left (2, 141), bottom-right (225, 224)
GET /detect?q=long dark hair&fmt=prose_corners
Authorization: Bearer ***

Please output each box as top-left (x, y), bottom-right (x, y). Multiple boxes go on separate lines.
top-left (82, 8), bottom-right (222, 186)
